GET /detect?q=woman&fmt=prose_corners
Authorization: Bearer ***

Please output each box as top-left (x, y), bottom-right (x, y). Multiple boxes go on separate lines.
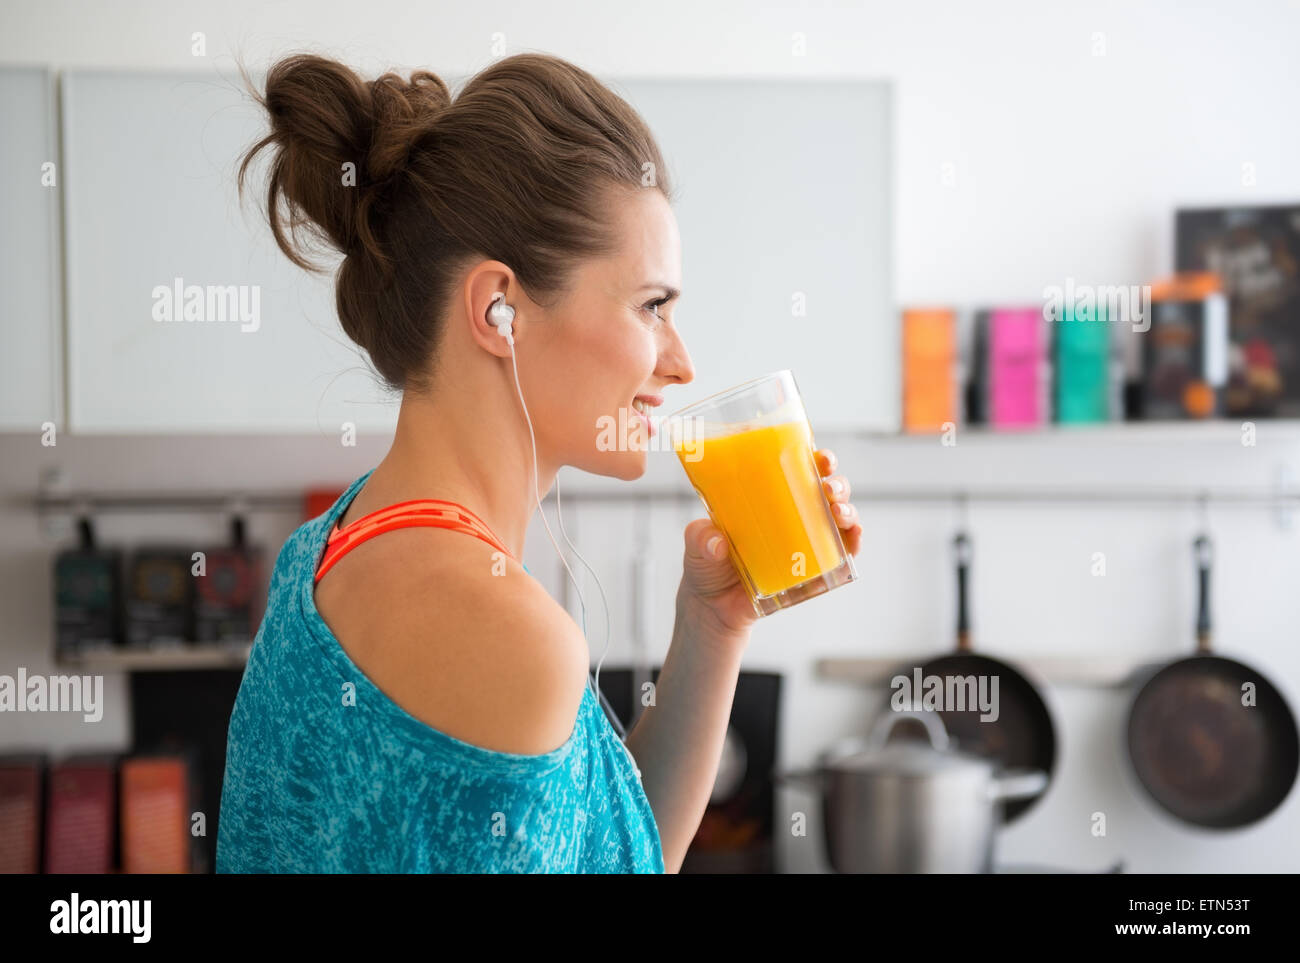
top-left (216, 51), bottom-right (862, 874)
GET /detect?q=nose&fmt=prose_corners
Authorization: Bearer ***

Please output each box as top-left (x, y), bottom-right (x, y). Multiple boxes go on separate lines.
top-left (658, 323), bottom-right (695, 387)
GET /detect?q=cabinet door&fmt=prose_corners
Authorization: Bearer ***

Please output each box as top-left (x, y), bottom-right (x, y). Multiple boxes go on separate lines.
top-left (616, 79), bottom-right (896, 432)
top-left (0, 66), bottom-right (62, 432)
top-left (61, 70), bottom-right (398, 433)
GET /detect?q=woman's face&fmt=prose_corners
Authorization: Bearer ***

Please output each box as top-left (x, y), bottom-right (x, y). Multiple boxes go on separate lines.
top-left (527, 186), bottom-right (695, 480)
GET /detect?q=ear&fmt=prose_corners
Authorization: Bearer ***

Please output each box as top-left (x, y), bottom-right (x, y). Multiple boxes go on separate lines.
top-left (464, 260), bottom-right (518, 359)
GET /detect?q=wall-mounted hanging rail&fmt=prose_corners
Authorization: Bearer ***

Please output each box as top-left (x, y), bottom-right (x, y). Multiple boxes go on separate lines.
top-left (22, 483), bottom-right (1300, 514)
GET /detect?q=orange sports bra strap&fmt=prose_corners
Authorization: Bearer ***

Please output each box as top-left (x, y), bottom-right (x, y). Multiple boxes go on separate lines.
top-left (315, 500), bottom-right (517, 584)
top-left (325, 499), bottom-right (502, 547)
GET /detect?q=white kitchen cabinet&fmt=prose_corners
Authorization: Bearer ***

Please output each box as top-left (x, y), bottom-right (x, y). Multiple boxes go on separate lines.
top-left (0, 66), bottom-right (63, 432)
top-left (57, 70), bottom-right (894, 434)
top-left (60, 69), bottom-right (399, 433)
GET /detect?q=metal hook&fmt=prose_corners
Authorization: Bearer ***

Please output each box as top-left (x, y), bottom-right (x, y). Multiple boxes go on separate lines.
top-left (225, 496), bottom-right (250, 548)
top-left (1193, 532), bottom-right (1213, 568)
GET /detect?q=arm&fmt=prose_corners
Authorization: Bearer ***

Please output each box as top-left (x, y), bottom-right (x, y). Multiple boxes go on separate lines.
top-left (622, 588), bottom-right (748, 874)
top-left (622, 448), bottom-right (862, 874)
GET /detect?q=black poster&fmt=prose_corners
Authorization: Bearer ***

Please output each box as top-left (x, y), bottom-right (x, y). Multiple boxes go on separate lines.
top-left (1176, 205), bottom-right (1300, 416)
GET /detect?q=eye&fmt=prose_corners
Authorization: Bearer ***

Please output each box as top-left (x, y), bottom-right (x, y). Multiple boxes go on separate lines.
top-left (642, 297), bottom-right (670, 322)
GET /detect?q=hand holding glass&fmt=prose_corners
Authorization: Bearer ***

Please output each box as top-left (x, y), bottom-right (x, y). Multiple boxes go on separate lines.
top-left (667, 370), bottom-right (857, 616)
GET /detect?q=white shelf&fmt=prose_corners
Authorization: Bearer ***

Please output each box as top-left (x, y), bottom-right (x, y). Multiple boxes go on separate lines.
top-left (56, 643), bottom-right (251, 672)
top-left (816, 656), bottom-right (1158, 689)
top-left (852, 419), bottom-right (1300, 446)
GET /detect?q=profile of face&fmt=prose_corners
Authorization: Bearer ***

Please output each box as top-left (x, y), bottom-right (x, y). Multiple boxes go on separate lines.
top-left (519, 186), bottom-right (695, 480)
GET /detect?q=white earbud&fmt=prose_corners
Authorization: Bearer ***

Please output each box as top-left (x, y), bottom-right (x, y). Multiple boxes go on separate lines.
top-left (488, 292), bottom-right (515, 347)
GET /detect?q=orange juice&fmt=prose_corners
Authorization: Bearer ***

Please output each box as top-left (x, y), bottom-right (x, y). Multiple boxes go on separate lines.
top-left (676, 419), bottom-right (844, 598)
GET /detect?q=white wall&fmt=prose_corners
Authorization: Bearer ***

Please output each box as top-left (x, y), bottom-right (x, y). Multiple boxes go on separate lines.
top-left (3, 0), bottom-right (1300, 872)
top-left (5, 0), bottom-right (1298, 301)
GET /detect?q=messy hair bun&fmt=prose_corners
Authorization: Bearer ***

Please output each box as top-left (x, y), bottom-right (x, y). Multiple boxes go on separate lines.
top-left (236, 51), bottom-right (671, 393)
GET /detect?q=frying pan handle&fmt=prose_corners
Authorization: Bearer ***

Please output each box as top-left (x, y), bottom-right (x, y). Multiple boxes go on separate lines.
top-left (1194, 534), bottom-right (1212, 654)
top-left (954, 532), bottom-right (972, 651)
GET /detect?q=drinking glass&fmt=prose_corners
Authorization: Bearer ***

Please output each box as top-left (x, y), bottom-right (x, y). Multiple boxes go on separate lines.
top-left (666, 370), bottom-right (857, 616)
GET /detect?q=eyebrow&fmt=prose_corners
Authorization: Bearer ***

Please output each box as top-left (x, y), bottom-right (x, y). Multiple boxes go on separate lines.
top-left (639, 283), bottom-right (681, 301)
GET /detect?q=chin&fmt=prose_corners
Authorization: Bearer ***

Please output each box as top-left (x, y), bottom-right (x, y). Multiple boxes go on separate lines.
top-left (588, 451), bottom-right (647, 482)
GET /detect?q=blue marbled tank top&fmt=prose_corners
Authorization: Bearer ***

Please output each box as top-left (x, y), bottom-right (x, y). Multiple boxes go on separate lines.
top-left (216, 469), bottom-right (665, 873)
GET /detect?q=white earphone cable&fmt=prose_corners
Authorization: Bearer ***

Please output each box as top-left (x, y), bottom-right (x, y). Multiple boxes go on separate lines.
top-left (500, 312), bottom-right (632, 745)
top-left (553, 474), bottom-right (622, 738)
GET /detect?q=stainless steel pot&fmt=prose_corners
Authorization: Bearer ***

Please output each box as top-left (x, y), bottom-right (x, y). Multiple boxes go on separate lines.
top-left (780, 709), bottom-right (1049, 873)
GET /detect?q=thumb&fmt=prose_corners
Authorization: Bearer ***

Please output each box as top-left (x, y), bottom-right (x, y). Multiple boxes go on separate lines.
top-left (684, 517), bottom-right (729, 564)
top-left (682, 518), bottom-right (738, 597)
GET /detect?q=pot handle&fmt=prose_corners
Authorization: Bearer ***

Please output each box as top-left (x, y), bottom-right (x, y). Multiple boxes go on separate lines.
top-left (986, 768), bottom-right (1049, 802)
top-left (868, 705), bottom-right (951, 752)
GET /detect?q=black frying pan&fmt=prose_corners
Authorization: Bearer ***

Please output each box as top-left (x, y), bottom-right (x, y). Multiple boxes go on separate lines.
top-left (907, 532), bottom-right (1057, 823)
top-left (1126, 534), bottom-right (1299, 828)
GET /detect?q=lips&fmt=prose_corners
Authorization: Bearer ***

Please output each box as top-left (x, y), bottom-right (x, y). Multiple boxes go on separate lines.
top-left (631, 396), bottom-right (660, 437)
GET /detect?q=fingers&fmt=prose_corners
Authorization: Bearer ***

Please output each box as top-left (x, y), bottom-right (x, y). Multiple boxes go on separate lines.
top-left (832, 499), bottom-right (862, 557)
top-left (839, 516), bottom-right (862, 556)
top-left (814, 447), bottom-right (857, 529)
top-left (822, 474), bottom-right (851, 503)
top-left (814, 448), bottom-right (838, 477)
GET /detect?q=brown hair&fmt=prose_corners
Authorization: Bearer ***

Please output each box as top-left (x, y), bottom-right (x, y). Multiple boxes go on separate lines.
top-left (236, 52), bottom-right (672, 393)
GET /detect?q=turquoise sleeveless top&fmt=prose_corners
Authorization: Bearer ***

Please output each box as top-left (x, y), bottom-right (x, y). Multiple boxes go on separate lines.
top-left (216, 469), bottom-right (665, 873)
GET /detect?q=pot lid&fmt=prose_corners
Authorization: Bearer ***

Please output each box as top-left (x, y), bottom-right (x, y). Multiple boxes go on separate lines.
top-left (827, 739), bottom-right (993, 776)
top-left (820, 708), bottom-right (995, 777)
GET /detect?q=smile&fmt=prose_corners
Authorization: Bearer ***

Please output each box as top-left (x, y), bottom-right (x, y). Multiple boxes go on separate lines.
top-left (631, 397), bottom-right (659, 437)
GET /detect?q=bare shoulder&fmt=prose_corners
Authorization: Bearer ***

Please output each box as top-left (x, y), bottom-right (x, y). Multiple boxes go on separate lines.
top-left (313, 526), bottom-right (590, 755)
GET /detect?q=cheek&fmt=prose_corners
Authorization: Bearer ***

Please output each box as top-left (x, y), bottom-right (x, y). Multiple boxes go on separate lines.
top-left (536, 319), bottom-right (646, 446)
top-left (585, 318), bottom-right (656, 388)
top-left (623, 323), bottom-right (659, 376)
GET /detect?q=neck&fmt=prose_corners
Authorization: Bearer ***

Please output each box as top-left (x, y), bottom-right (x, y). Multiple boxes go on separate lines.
top-left (369, 359), bottom-right (557, 561)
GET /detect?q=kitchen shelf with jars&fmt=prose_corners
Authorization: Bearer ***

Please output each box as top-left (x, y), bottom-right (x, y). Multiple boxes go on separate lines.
top-left (50, 512), bottom-right (264, 673)
top-left (893, 206), bottom-right (1300, 447)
